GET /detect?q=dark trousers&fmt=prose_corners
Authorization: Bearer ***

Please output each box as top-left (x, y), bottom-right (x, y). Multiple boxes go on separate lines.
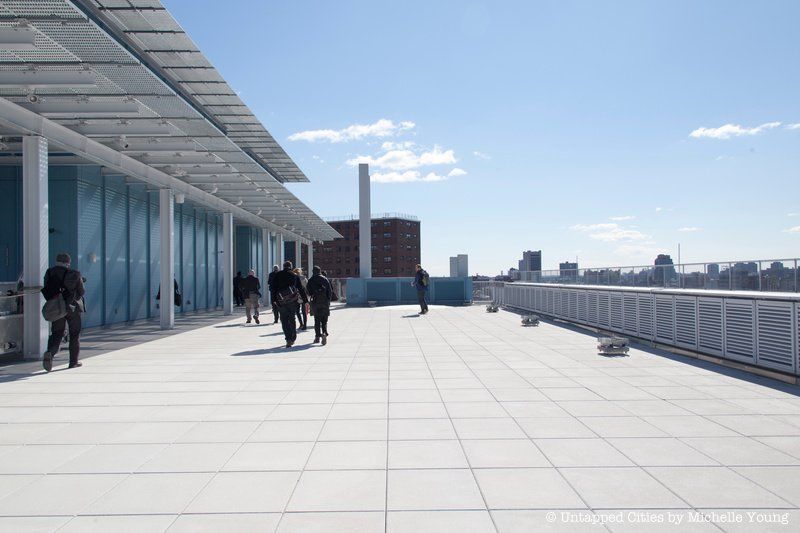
top-left (47, 310), bottom-right (82, 365)
top-left (313, 312), bottom-right (329, 337)
top-left (272, 303), bottom-right (279, 322)
top-left (278, 302), bottom-right (299, 343)
top-left (234, 290), bottom-right (244, 307)
top-left (295, 304), bottom-right (307, 328)
top-left (417, 290), bottom-right (429, 312)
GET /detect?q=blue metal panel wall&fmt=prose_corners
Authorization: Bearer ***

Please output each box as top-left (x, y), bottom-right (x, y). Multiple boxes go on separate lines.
top-left (128, 185), bottom-right (148, 321)
top-left (174, 204), bottom-right (182, 312)
top-left (104, 177), bottom-right (128, 324)
top-left (148, 194), bottom-right (160, 318)
top-left (47, 168), bottom-right (78, 268)
top-left (182, 207), bottom-right (196, 311)
top-left (0, 167), bottom-right (22, 282)
top-left (217, 221), bottom-right (224, 306)
top-left (76, 171), bottom-right (104, 327)
top-left (196, 211), bottom-right (208, 310)
top-left (235, 225), bottom-right (250, 276)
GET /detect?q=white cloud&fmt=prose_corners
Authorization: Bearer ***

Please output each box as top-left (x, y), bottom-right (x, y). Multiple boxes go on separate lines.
top-left (609, 215), bottom-right (635, 221)
top-left (655, 207), bottom-right (663, 213)
top-left (788, 213), bottom-right (800, 217)
top-left (347, 145), bottom-right (456, 170)
top-left (381, 140), bottom-right (416, 150)
top-left (786, 123), bottom-right (800, 130)
top-left (570, 223), bottom-right (650, 242)
top-left (784, 225), bottom-right (800, 234)
top-left (288, 119), bottom-right (415, 143)
top-left (473, 150), bottom-right (491, 160)
top-left (689, 121), bottom-right (781, 140)
top-left (311, 155), bottom-right (324, 164)
top-left (371, 170), bottom-right (449, 183)
top-left (447, 167), bottom-right (467, 177)
top-left (678, 226), bottom-right (701, 232)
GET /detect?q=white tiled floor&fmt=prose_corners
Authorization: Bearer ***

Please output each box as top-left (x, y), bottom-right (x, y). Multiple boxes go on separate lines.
top-left (0, 304), bottom-right (799, 531)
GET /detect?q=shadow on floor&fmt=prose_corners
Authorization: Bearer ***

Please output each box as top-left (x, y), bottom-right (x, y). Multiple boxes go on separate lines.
top-left (232, 344), bottom-right (314, 356)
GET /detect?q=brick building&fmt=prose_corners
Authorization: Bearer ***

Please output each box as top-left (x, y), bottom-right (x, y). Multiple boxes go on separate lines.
top-left (312, 214), bottom-right (420, 278)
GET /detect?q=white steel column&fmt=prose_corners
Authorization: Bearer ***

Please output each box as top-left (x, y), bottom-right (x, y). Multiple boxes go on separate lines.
top-left (222, 213), bottom-right (234, 315)
top-left (358, 163), bottom-right (371, 278)
top-left (22, 135), bottom-right (49, 359)
top-left (159, 188), bottom-right (174, 330)
top-left (276, 233), bottom-right (284, 265)
top-left (296, 241), bottom-right (302, 270)
top-left (308, 241), bottom-right (314, 273)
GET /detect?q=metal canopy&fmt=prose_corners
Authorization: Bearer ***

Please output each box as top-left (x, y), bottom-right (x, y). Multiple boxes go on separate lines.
top-left (0, 0), bottom-right (340, 242)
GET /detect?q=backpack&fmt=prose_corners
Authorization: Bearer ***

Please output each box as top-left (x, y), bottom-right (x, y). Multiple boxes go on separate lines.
top-left (421, 270), bottom-right (430, 287)
top-left (41, 269), bottom-right (68, 322)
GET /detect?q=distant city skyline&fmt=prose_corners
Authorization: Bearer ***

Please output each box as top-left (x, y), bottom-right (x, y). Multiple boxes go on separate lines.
top-left (164, 0), bottom-right (800, 276)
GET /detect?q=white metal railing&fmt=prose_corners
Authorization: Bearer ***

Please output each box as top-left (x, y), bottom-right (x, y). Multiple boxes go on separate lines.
top-left (518, 258), bottom-right (800, 293)
top-left (499, 282), bottom-right (800, 377)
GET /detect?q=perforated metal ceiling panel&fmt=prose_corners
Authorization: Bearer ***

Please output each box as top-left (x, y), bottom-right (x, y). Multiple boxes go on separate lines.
top-left (0, 0), bottom-right (339, 241)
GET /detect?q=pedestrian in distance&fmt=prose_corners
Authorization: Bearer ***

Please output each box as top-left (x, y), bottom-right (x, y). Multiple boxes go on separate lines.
top-left (294, 267), bottom-right (309, 331)
top-left (306, 266), bottom-right (332, 345)
top-left (233, 271), bottom-right (245, 307)
top-left (156, 278), bottom-right (182, 308)
top-left (412, 264), bottom-right (430, 314)
top-left (41, 252), bottom-right (86, 372)
top-left (267, 265), bottom-right (280, 324)
top-left (270, 261), bottom-right (308, 348)
top-left (241, 269), bottom-right (261, 324)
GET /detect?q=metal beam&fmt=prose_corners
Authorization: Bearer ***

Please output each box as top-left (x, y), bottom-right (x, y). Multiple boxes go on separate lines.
top-left (0, 97), bottom-right (308, 241)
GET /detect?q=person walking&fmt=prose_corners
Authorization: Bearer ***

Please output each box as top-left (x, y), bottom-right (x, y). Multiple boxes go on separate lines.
top-left (412, 264), bottom-right (430, 314)
top-left (241, 269), bottom-right (262, 324)
top-left (41, 253), bottom-right (86, 372)
top-left (294, 267), bottom-right (309, 331)
top-left (267, 265), bottom-right (280, 324)
top-left (270, 261), bottom-right (308, 348)
top-left (233, 271), bottom-right (245, 307)
top-left (306, 266), bottom-right (332, 345)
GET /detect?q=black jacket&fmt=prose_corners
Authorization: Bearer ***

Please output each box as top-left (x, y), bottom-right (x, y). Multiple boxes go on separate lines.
top-left (306, 274), bottom-right (332, 302)
top-left (43, 265), bottom-right (86, 313)
top-left (267, 270), bottom-right (278, 290)
top-left (270, 268), bottom-right (308, 304)
top-left (241, 275), bottom-right (261, 298)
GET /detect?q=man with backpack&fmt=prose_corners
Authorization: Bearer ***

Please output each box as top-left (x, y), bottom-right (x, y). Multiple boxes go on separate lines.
top-left (241, 269), bottom-right (262, 324)
top-left (412, 264), bottom-right (430, 314)
top-left (41, 253), bottom-right (86, 372)
top-left (306, 266), bottom-right (333, 345)
top-left (269, 261), bottom-right (308, 348)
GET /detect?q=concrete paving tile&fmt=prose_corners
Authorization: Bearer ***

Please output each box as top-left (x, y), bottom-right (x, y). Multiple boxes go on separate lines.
top-left (474, 468), bottom-right (586, 510)
top-left (168, 513), bottom-right (281, 532)
top-left (647, 466), bottom-right (791, 508)
top-left (536, 438), bottom-right (634, 467)
top-left (388, 469), bottom-right (485, 510)
top-left (561, 467), bottom-right (687, 509)
top-left (185, 471), bottom-right (300, 513)
top-left (287, 470), bottom-right (386, 511)
top-left (387, 510), bottom-right (495, 532)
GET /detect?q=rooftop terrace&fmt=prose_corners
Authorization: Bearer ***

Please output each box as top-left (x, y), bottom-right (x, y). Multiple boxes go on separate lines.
top-left (1, 305), bottom-right (799, 532)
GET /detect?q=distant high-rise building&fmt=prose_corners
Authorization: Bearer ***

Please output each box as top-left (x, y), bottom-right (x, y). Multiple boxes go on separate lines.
top-left (559, 261), bottom-right (578, 278)
top-left (518, 250), bottom-right (542, 272)
top-left (449, 254), bottom-right (469, 278)
top-left (707, 263), bottom-right (720, 279)
top-left (653, 254), bottom-right (676, 286)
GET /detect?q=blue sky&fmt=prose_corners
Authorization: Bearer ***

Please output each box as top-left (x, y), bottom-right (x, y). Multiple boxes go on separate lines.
top-left (163, 0), bottom-right (800, 276)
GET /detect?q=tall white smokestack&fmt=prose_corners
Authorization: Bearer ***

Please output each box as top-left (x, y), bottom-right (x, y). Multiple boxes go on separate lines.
top-left (358, 163), bottom-right (372, 278)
